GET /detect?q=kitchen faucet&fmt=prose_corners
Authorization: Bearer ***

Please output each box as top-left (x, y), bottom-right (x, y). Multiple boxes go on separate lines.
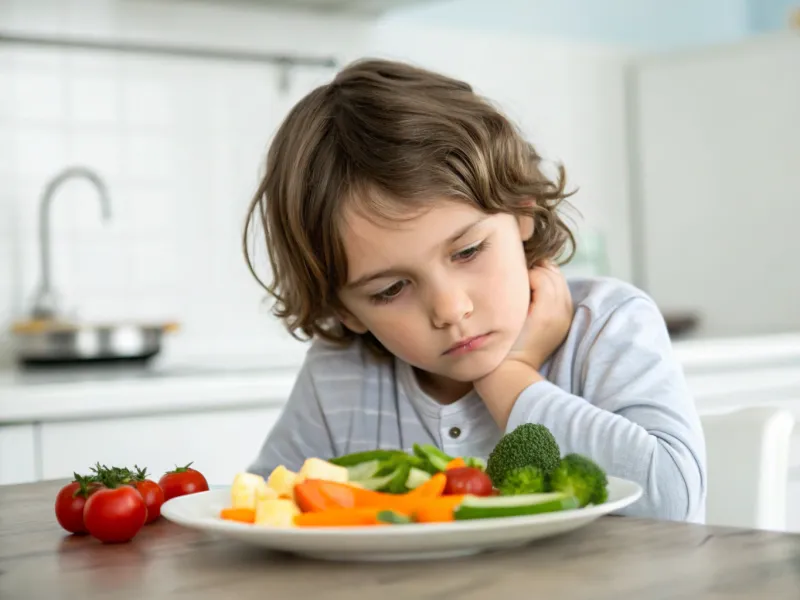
top-left (31, 166), bottom-right (112, 319)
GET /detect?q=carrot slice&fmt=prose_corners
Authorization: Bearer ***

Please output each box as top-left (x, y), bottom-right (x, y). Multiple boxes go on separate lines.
top-left (294, 507), bottom-right (397, 527)
top-left (294, 481), bottom-right (349, 512)
top-left (407, 472), bottom-right (447, 498)
top-left (219, 508), bottom-right (256, 523)
top-left (413, 495), bottom-right (465, 523)
top-left (315, 480), bottom-right (359, 509)
top-left (445, 457), bottom-right (466, 470)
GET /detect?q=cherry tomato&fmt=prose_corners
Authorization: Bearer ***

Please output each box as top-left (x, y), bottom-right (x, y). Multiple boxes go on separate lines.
top-left (135, 479), bottom-right (165, 524)
top-left (443, 467), bottom-right (494, 496)
top-left (158, 462), bottom-right (209, 501)
top-left (54, 474), bottom-right (102, 534)
top-left (130, 466), bottom-right (165, 524)
top-left (83, 485), bottom-right (147, 544)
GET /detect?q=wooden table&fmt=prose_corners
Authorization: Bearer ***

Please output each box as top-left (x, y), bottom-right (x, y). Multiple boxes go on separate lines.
top-left (3, 481), bottom-right (800, 599)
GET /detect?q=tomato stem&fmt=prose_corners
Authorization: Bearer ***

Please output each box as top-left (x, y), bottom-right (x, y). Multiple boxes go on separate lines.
top-left (167, 461), bottom-right (195, 474)
top-left (133, 465), bottom-right (149, 481)
top-left (72, 472), bottom-right (99, 498)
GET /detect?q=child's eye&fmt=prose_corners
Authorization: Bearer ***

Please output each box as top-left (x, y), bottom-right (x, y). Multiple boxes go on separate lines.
top-left (453, 240), bottom-right (488, 262)
top-left (370, 281), bottom-right (406, 304)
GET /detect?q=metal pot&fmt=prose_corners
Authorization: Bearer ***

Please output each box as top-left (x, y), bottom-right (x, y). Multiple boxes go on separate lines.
top-left (11, 320), bottom-right (179, 367)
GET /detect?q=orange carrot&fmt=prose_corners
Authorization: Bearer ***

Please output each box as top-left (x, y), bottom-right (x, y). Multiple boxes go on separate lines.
top-left (413, 495), bottom-right (465, 523)
top-left (294, 480), bottom-right (353, 512)
top-left (294, 507), bottom-right (399, 527)
top-left (407, 472), bottom-right (447, 498)
top-left (219, 507), bottom-right (256, 523)
top-left (445, 457), bottom-right (466, 470)
top-left (298, 479), bottom-right (448, 513)
top-left (315, 480), bottom-right (361, 509)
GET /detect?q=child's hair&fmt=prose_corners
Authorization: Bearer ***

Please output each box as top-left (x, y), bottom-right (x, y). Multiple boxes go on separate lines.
top-left (243, 58), bottom-right (576, 354)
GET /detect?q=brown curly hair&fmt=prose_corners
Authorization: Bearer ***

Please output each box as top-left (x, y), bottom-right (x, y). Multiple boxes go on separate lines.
top-left (243, 58), bottom-right (576, 355)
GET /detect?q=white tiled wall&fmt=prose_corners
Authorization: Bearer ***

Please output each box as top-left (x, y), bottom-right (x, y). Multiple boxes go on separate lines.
top-left (0, 0), bottom-right (632, 369)
top-left (0, 0), bottom-right (375, 367)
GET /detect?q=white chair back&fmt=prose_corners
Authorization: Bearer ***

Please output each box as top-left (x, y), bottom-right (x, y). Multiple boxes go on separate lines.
top-left (700, 406), bottom-right (795, 531)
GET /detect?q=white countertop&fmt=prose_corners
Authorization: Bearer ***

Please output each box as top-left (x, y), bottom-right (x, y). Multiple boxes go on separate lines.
top-left (672, 332), bottom-right (800, 372)
top-left (0, 358), bottom-right (300, 423)
top-left (2, 333), bottom-right (800, 424)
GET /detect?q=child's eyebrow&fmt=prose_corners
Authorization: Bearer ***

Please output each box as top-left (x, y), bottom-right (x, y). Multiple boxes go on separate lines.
top-left (345, 216), bottom-right (488, 290)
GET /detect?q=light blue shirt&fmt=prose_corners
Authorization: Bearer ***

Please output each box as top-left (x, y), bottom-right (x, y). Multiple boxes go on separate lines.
top-left (248, 276), bottom-right (707, 523)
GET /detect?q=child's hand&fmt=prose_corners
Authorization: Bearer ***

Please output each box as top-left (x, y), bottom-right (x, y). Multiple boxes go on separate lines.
top-left (473, 263), bottom-right (573, 429)
top-left (506, 262), bottom-right (574, 371)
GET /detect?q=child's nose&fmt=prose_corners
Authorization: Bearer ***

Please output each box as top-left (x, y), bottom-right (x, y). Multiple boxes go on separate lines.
top-left (429, 284), bottom-right (473, 328)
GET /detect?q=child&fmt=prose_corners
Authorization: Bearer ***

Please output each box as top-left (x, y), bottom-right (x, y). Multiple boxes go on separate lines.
top-left (243, 58), bottom-right (706, 523)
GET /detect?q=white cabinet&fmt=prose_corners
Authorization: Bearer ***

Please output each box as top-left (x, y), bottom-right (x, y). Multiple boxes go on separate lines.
top-left (0, 424), bottom-right (37, 485)
top-left (39, 406), bottom-right (282, 485)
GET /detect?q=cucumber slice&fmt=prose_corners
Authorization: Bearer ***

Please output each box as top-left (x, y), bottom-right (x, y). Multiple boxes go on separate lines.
top-left (454, 493), bottom-right (580, 520)
top-left (346, 460), bottom-right (381, 481)
top-left (405, 467), bottom-right (432, 489)
top-left (355, 463), bottom-right (411, 493)
top-left (356, 471), bottom-right (398, 490)
top-left (377, 510), bottom-right (413, 525)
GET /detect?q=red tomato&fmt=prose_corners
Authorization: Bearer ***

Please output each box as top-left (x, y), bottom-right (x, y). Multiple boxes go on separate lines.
top-left (158, 462), bottom-right (209, 501)
top-left (134, 479), bottom-right (165, 524)
top-left (83, 485), bottom-right (147, 543)
top-left (54, 475), bottom-right (102, 534)
top-left (443, 467), bottom-right (494, 497)
top-left (130, 466), bottom-right (165, 524)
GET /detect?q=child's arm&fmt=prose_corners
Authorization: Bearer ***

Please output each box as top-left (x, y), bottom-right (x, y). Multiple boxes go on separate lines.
top-left (247, 359), bottom-right (336, 478)
top-left (476, 295), bottom-right (706, 523)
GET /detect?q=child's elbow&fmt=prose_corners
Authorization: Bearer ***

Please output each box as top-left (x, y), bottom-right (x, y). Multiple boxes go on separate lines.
top-left (621, 439), bottom-right (706, 522)
top-left (653, 441), bottom-right (707, 523)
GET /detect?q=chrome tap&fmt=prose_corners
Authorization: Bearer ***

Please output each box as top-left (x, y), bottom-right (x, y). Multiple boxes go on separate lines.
top-left (31, 166), bottom-right (112, 319)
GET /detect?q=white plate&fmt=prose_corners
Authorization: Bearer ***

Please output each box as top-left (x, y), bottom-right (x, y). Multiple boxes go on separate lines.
top-left (161, 476), bottom-right (642, 562)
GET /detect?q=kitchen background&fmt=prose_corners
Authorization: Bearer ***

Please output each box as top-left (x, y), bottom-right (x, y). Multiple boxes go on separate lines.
top-left (1, 0), bottom-right (799, 527)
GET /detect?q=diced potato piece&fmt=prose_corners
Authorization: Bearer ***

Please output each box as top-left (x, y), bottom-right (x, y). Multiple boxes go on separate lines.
top-left (230, 472), bottom-right (274, 510)
top-left (295, 458), bottom-right (349, 485)
top-left (267, 465), bottom-right (298, 497)
top-left (254, 497), bottom-right (300, 528)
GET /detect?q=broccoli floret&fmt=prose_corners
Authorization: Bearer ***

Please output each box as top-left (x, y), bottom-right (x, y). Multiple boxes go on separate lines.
top-left (486, 423), bottom-right (561, 487)
top-left (497, 465), bottom-right (547, 495)
top-left (548, 453), bottom-right (608, 507)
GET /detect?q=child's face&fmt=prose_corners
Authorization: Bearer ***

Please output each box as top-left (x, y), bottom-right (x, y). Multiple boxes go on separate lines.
top-left (338, 200), bottom-right (532, 386)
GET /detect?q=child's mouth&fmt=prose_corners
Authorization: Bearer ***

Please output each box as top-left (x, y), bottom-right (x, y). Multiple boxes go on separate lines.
top-left (444, 333), bottom-right (491, 356)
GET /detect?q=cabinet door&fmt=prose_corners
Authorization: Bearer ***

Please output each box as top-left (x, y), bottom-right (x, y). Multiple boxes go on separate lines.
top-left (0, 424), bottom-right (37, 485)
top-left (40, 406), bottom-right (282, 485)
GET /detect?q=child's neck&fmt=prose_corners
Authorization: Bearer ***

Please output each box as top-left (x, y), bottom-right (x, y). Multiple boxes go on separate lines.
top-left (413, 367), bottom-right (473, 405)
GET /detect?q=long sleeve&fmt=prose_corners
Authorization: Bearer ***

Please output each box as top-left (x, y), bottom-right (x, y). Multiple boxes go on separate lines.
top-left (506, 297), bottom-right (707, 522)
top-left (247, 358), bottom-right (336, 477)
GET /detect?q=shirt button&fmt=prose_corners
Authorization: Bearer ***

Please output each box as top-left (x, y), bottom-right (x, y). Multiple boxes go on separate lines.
top-left (448, 426), bottom-right (462, 439)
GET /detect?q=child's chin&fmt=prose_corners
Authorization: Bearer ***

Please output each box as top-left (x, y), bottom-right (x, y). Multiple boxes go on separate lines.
top-left (441, 353), bottom-right (506, 383)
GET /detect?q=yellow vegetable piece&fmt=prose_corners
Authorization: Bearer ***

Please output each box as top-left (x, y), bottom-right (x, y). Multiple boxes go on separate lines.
top-left (230, 472), bottom-right (275, 510)
top-left (267, 465), bottom-right (298, 497)
top-left (255, 497), bottom-right (300, 528)
top-left (295, 458), bottom-right (349, 485)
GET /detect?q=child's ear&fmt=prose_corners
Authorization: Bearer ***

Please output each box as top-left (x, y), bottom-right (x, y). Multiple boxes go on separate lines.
top-left (337, 309), bottom-right (368, 335)
top-left (517, 214), bottom-right (534, 241)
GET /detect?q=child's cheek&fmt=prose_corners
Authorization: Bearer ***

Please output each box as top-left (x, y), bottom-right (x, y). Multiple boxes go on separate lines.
top-left (481, 244), bottom-right (531, 329)
top-left (371, 317), bottom-right (428, 365)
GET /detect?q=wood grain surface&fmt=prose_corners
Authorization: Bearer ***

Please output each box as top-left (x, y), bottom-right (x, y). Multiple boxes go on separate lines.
top-left (2, 480), bottom-right (800, 599)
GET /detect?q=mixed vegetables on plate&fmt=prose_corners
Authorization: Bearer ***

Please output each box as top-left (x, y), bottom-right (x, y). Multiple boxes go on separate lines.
top-left (219, 423), bottom-right (609, 528)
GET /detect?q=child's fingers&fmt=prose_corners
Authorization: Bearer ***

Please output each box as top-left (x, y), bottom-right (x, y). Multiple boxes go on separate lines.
top-left (528, 269), bottom-right (557, 302)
